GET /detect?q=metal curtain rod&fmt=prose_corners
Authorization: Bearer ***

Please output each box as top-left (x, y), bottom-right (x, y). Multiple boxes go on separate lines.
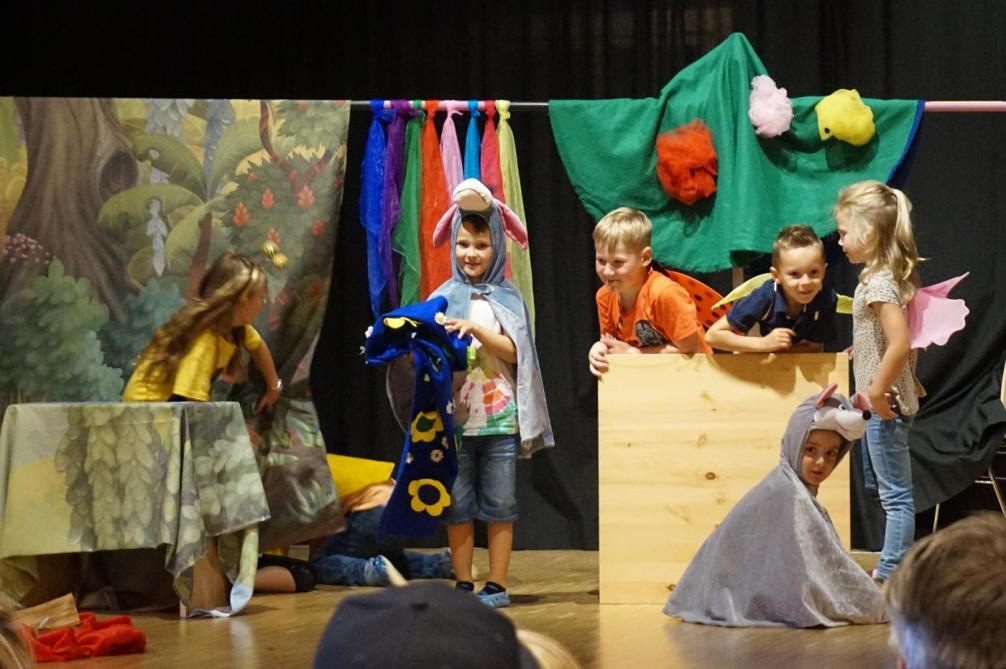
top-left (348, 100), bottom-right (1006, 112)
top-left (348, 100), bottom-right (548, 111)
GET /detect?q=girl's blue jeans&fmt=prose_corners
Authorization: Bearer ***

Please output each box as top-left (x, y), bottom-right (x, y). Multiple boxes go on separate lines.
top-left (861, 414), bottom-right (914, 580)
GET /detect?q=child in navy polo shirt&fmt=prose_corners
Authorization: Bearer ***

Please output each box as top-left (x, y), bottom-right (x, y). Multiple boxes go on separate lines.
top-left (705, 225), bottom-right (837, 353)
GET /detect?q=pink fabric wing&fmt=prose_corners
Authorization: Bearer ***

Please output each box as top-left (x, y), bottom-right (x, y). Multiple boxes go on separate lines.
top-left (907, 273), bottom-right (969, 349)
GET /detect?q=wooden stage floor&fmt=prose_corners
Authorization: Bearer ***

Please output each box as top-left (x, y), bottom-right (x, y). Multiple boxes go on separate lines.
top-left (57, 550), bottom-right (895, 668)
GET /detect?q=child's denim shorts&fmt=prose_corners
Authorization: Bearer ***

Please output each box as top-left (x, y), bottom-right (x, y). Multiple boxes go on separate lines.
top-left (442, 433), bottom-right (519, 524)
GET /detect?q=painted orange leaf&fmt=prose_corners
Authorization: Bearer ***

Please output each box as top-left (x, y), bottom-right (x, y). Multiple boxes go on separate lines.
top-left (297, 184), bottom-right (315, 209)
top-left (233, 202), bottom-right (249, 227)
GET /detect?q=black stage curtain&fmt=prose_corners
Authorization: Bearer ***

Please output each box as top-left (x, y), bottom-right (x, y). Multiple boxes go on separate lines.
top-left (7, 1), bottom-right (1005, 549)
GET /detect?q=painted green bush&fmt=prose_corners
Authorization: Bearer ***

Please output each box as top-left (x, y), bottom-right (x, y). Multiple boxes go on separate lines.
top-left (0, 260), bottom-right (122, 406)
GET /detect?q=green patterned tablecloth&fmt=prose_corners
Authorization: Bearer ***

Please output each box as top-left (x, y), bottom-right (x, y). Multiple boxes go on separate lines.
top-left (0, 402), bottom-right (269, 616)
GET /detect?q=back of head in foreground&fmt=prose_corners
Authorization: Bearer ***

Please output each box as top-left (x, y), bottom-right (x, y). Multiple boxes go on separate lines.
top-left (665, 387), bottom-right (886, 627)
top-left (885, 512), bottom-right (1006, 669)
top-left (312, 581), bottom-right (538, 668)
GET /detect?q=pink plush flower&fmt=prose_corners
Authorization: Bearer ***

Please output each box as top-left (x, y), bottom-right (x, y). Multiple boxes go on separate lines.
top-left (748, 75), bottom-right (793, 138)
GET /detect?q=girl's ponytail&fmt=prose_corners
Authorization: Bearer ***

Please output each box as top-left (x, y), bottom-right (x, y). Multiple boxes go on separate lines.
top-left (889, 187), bottom-right (920, 303)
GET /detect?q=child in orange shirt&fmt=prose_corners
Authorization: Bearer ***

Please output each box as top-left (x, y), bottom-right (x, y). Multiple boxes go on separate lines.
top-left (588, 207), bottom-right (711, 377)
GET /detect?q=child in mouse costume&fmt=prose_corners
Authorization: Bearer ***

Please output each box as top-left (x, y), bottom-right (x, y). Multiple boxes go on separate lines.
top-left (664, 385), bottom-right (887, 627)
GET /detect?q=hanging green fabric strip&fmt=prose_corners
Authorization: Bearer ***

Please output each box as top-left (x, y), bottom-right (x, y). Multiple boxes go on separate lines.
top-left (393, 108), bottom-right (424, 306)
top-left (497, 100), bottom-right (536, 331)
top-left (549, 33), bottom-right (923, 272)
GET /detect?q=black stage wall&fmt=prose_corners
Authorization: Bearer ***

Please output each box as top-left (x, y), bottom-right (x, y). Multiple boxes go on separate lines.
top-left (5, 1), bottom-right (1005, 549)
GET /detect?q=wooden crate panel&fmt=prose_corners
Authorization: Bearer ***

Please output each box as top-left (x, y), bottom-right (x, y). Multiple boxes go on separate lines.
top-left (598, 353), bottom-right (850, 604)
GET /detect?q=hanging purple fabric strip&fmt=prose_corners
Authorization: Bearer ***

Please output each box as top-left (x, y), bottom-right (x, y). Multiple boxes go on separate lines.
top-left (440, 99), bottom-right (465, 197)
top-left (361, 100), bottom-right (395, 319)
top-left (379, 100), bottom-right (415, 309)
top-left (463, 100), bottom-right (481, 180)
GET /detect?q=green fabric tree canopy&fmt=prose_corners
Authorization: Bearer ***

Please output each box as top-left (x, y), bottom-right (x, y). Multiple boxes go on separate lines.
top-left (549, 33), bottom-right (922, 272)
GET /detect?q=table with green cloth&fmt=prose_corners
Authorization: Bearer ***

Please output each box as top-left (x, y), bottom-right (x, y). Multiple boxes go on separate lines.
top-left (0, 402), bottom-right (269, 617)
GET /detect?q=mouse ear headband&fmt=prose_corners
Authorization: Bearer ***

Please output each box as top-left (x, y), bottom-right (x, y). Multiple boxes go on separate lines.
top-left (813, 383), bottom-right (871, 441)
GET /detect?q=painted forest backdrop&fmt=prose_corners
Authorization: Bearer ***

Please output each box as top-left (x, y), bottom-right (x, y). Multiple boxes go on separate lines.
top-left (0, 98), bottom-right (350, 548)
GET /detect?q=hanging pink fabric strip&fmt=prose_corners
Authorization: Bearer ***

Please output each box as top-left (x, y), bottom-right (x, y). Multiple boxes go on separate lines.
top-left (480, 100), bottom-right (505, 202)
top-left (439, 99), bottom-right (465, 197)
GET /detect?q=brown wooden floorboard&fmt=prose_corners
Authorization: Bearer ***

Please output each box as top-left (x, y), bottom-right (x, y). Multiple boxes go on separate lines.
top-left (53, 550), bottom-right (894, 668)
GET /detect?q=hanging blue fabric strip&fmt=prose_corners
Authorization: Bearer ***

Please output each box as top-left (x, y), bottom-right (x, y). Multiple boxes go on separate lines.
top-left (463, 100), bottom-right (482, 180)
top-left (360, 100), bottom-right (393, 319)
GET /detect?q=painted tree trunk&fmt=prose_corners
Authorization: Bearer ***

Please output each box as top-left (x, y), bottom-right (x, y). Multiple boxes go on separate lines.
top-left (2, 98), bottom-right (137, 318)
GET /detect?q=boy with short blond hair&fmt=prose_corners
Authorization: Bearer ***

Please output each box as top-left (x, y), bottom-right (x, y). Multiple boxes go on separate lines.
top-left (705, 224), bottom-right (837, 353)
top-left (588, 207), bottom-right (711, 378)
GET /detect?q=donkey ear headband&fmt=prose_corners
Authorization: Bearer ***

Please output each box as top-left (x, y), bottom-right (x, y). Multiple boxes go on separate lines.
top-left (431, 178), bottom-right (528, 249)
top-left (812, 382), bottom-right (871, 442)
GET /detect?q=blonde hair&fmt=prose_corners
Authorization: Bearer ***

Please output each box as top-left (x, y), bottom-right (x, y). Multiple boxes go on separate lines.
top-left (516, 629), bottom-right (581, 669)
top-left (885, 513), bottom-right (1006, 669)
top-left (771, 224), bottom-right (824, 267)
top-left (0, 608), bottom-right (33, 669)
top-left (592, 207), bottom-right (652, 253)
top-left (139, 252), bottom-right (266, 382)
top-left (835, 180), bottom-right (920, 303)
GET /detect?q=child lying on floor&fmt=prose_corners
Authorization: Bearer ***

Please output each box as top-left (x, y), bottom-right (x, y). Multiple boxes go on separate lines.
top-left (310, 477), bottom-right (454, 587)
top-left (664, 385), bottom-right (887, 627)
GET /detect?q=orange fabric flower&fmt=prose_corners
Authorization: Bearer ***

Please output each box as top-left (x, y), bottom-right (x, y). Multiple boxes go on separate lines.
top-left (656, 119), bottom-right (718, 205)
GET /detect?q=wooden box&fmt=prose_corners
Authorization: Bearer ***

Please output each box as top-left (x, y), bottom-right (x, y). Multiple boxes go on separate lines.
top-left (598, 353), bottom-right (850, 604)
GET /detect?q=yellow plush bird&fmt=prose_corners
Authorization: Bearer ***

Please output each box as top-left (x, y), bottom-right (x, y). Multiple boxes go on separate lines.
top-left (815, 89), bottom-right (876, 146)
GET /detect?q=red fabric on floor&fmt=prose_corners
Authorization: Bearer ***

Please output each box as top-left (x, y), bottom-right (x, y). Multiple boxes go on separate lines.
top-left (23, 612), bottom-right (146, 662)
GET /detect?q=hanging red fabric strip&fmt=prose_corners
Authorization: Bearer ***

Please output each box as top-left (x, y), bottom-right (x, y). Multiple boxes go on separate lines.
top-left (419, 99), bottom-right (453, 298)
top-left (480, 100), bottom-right (504, 201)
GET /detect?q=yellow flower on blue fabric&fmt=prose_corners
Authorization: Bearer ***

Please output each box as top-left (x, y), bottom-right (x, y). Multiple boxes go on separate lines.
top-left (408, 478), bottom-right (451, 517)
top-left (410, 410), bottom-right (444, 443)
top-left (384, 316), bottom-right (419, 330)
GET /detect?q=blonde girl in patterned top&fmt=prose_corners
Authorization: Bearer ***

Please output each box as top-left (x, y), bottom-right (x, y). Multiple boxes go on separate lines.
top-left (834, 180), bottom-right (921, 584)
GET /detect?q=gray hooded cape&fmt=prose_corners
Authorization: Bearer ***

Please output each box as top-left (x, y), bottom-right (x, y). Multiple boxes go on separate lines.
top-left (663, 394), bottom-right (887, 627)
